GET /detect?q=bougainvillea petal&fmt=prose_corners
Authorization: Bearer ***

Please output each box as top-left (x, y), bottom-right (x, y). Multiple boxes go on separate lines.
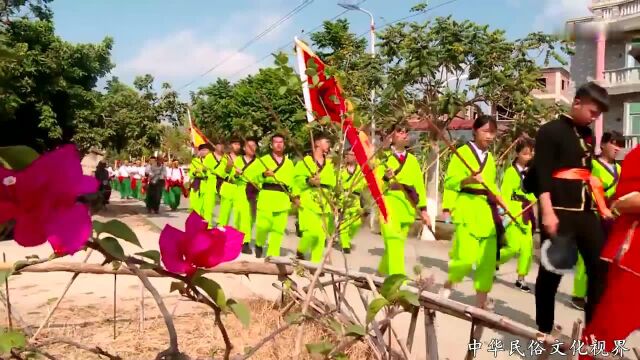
top-left (46, 203), bottom-right (92, 255)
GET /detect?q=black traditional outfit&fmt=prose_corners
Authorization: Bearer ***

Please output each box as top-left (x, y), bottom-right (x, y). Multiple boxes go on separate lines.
top-left (524, 114), bottom-right (609, 334)
top-left (145, 164), bottom-right (166, 214)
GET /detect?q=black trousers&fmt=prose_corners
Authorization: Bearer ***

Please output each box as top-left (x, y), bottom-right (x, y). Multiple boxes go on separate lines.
top-left (535, 210), bottom-right (609, 333)
top-left (146, 180), bottom-right (165, 212)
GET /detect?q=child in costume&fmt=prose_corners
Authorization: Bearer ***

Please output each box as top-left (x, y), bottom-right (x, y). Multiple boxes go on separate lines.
top-left (254, 134), bottom-right (295, 258)
top-left (294, 133), bottom-right (336, 262)
top-left (498, 138), bottom-right (536, 292)
top-left (442, 115), bottom-right (507, 309)
top-left (232, 138), bottom-right (262, 255)
top-left (376, 124), bottom-right (430, 276)
top-left (571, 131), bottom-right (623, 310)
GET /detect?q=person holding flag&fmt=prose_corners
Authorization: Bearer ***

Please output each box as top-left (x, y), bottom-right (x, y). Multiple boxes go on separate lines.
top-left (254, 134), bottom-right (295, 258)
top-left (375, 123), bottom-right (430, 276)
top-left (232, 138), bottom-right (261, 255)
top-left (189, 144), bottom-right (212, 216)
top-left (339, 147), bottom-right (366, 253)
top-left (294, 133), bottom-right (336, 263)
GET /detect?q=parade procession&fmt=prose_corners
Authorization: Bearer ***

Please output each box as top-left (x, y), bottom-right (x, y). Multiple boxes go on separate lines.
top-left (1, 0), bottom-right (640, 359)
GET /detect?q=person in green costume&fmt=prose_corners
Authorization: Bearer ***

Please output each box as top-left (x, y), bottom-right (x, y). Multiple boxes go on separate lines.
top-left (254, 134), bottom-right (295, 258)
top-left (498, 138), bottom-right (536, 292)
top-left (339, 148), bottom-right (365, 253)
top-left (294, 134), bottom-right (336, 263)
top-left (130, 159), bottom-right (144, 200)
top-left (214, 138), bottom-right (240, 226)
top-left (203, 139), bottom-right (230, 226)
top-left (188, 144), bottom-right (212, 216)
top-left (571, 131), bottom-right (623, 310)
top-left (232, 138), bottom-right (262, 255)
top-left (442, 115), bottom-right (508, 309)
top-left (376, 123), bottom-right (431, 276)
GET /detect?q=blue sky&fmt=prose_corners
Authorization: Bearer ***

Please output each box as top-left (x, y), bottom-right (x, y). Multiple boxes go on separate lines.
top-left (50, 0), bottom-right (591, 96)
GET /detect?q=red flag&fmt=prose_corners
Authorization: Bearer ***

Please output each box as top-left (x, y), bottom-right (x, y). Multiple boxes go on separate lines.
top-left (295, 37), bottom-right (388, 222)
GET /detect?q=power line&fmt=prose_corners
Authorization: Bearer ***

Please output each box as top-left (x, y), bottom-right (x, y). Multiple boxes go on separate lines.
top-left (225, 0), bottom-right (369, 82)
top-left (177, 0), bottom-right (315, 92)
top-left (226, 0), bottom-right (461, 82)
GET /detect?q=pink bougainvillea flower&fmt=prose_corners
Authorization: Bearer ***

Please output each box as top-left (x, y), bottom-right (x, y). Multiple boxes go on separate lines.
top-left (159, 211), bottom-right (244, 275)
top-left (0, 145), bottom-right (98, 255)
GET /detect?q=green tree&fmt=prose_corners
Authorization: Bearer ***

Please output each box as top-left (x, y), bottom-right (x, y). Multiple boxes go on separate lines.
top-left (0, 0), bottom-right (113, 152)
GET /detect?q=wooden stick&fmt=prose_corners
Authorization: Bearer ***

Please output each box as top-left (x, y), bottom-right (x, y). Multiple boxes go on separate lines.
top-left (3, 252), bottom-right (11, 330)
top-left (30, 249), bottom-right (94, 340)
top-left (3, 260), bottom-right (292, 276)
top-left (570, 320), bottom-right (583, 360)
top-left (537, 325), bottom-right (562, 360)
top-left (406, 306), bottom-right (419, 351)
top-left (113, 273), bottom-right (117, 340)
top-left (267, 257), bottom-right (572, 351)
top-left (424, 308), bottom-right (439, 360)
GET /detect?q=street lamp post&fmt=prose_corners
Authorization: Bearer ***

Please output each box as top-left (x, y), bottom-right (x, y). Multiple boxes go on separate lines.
top-left (338, 2), bottom-right (376, 145)
top-left (338, 1), bottom-right (379, 231)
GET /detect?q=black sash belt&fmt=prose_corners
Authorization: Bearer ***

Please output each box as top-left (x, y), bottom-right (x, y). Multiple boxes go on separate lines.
top-left (262, 183), bottom-right (288, 192)
top-left (460, 187), bottom-right (505, 260)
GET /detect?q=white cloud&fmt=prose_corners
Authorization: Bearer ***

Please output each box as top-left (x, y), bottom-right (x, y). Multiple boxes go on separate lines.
top-left (117, 1), bottom-right (296, 88)
top-left (534, 0), bottom-right (591, 31)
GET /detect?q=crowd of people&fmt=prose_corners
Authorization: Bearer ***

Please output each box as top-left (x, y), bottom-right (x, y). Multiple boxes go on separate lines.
top-left (94, 80), bottom-right (639, 352)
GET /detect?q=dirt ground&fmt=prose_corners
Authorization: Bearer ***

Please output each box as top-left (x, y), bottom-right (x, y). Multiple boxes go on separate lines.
top-left (3, 298), bottom-right (369, 359)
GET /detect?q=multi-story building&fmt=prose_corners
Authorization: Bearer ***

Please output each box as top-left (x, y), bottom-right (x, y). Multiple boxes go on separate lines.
top-left (567, 0), bottom-right (640, 153)
top-left (531, 67), bottom-right (573, 106)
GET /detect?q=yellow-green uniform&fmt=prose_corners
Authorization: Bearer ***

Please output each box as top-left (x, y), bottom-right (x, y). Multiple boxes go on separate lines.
top-left (216, 155), bottom-right (238, 226)
top-left (444, 142), bottom-right (500, 293)
top-left (202, 153), bottom-right (226, 226)
top-left (188, 156), bottom-right (210, 216)
top-left (339, 165), bottom-right (366, 250)
top-left (376, 150), bottom-right (427, 276)
top-left (498, 164), bottom-right (536, 276)
top-left (573, 158), bottom-right (621, 299)
top-left (294, 156), bottom-right (336, 263)
top-left (254, 154), bottom-right (295, 257)
top-left (232, 155), bottom-right (262, 244)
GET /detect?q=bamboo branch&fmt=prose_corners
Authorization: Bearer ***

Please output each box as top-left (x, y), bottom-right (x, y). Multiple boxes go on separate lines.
top-left (3, 261), bottom-right (292, 276)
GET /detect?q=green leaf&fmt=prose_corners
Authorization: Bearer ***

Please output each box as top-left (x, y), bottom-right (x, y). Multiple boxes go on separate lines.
top-left (95, 220), bottom-right (140, 247)
top-left (0, 270), bottom-right (9, 287)
top-left (327, 318), bottom-right (343, 335)
top-left (285, 312), bottom-right (304, 325)
top-left (311, 74), bottom-right (320, 86)
top-left (333, 353), bottom-right (348, 360)
top-left (366, 297), bottom-right (389, 324)
top-left (319, 115), bottom-right (331, 123)
top-left (278, 86), bottom-right (288, 95)
top-left (0, 146), bottom-right (39, 170)
top-left (345, 324), bottom-right (366, 337)
top-left (194, 276), bottom-right (227, 310)
top-left (227, 299), bottom-right (251, 328)
top-left (380, 274), bottom-right (407, 300)
top-left (97, 237), bottom-right (125, 260)
top-left (0, 329), bottom-right (26, 353)
top-left (305, 67), bottom-right (317, 77)
top-left (391, 290), bottom-right (420, 307)
top-left (305, 342), bottom-right (334, 355)
top-left (135, 250), bottom-right (160, 264)
top-left (170, 281), bottom-right (185, 293)
top-left (328, 95), bottom-right (340, 104)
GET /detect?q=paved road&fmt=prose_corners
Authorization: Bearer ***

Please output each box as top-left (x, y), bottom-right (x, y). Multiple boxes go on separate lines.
top-left (111, 192), bottom-right (638, 360)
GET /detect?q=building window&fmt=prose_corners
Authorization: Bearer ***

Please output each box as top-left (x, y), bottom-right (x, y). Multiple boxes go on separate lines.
top-left (628, 39), bottom-right (640, 68)
top-left (537, 77), bottom-right (547, 88)
top-left (627, 103), bottom-right (640, 135)
top-left (561, 80), bottom-right (566, 90)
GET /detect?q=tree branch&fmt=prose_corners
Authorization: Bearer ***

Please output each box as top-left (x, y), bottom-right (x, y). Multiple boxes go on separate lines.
top-left (32, 337), bottom-right (122, 360)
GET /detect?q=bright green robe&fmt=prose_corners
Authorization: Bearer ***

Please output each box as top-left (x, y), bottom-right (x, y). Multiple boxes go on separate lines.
top-left (499, 164), bottom-right (536, 276)
top-left (444, 143), bottom-right (499, 292)
top-left (375, 151), bottom-right (427, 276)
top-left (232, 155), bottom-right (262, 244)
top-left (254, 154), bottom-right (295, 257)
top-left (293, 156), bottom-right (336, 262)
top-left (201, 153), bottom-right (222, 225)
top-left (188, 157), bottom-right (208, 215)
